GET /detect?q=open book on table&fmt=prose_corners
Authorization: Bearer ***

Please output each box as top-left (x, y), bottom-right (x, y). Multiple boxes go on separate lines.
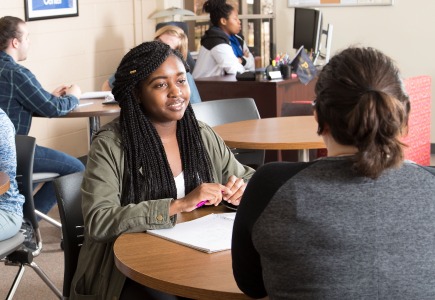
top-left (147, 213), bottom-right (236, 253)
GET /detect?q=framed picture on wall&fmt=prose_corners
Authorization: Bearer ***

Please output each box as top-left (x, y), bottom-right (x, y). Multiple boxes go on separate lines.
top-left (24, 0), bottom-right (79, 21)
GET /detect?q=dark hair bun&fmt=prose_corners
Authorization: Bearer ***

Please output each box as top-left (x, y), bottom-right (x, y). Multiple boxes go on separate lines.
top-left (203, 0), bottom-right (226, 13)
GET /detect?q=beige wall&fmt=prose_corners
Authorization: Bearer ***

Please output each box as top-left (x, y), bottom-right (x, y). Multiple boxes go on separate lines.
top-left (1, 0), bottom-right (434, 159)
top-left (275, 0), bottom-right (435, 142)
top-left (0, 0), bottom-right (157, 158)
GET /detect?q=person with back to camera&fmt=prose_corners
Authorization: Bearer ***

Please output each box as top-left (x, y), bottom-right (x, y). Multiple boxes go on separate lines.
top-left (232, 46), bottom-right (435, 299)
top-left (192, 0), bottom-right (255, 79)
top-left (0, 108), bottom-right (25, 242)
top-left (101, 25), bottom-right (202, 104)
top-left (0, 16), bottom-right (84, 217)
top-left (70, 40), bottom-right (254, 300)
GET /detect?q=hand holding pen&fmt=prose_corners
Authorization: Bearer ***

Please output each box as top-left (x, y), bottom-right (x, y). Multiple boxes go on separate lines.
top-left (170, 183), bottom-right (232, 215)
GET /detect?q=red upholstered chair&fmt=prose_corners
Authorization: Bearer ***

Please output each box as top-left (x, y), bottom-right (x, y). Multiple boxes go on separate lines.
top-left (401, 76), bottom-right (432, 166)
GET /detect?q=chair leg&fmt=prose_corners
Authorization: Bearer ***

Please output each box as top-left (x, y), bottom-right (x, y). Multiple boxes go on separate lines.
top-left (35, 209), bottom-right (62, 228)
top-left (6, 264), bottom-right (26, 300)
top-left (29, 261), bottom-right (62, 299)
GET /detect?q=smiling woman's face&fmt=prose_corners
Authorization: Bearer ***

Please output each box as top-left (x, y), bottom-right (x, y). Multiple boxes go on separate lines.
top-left (136, 55), bottom-right (191, 124)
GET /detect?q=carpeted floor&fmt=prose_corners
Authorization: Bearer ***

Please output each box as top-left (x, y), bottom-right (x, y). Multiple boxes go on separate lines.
top-left (0, 206), bottom-right (64, 299)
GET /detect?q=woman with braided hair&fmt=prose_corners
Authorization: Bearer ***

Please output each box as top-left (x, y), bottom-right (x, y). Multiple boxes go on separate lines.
top-left (101, 25), bottom-right (202, 104)
top-left (70, 41), bottom-right (254, 300)
top-left (232, 47), bottom-right (435, 299)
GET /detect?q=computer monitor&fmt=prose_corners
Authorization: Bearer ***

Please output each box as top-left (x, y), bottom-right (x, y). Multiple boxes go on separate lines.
top-left (293, 7), bottom-right (323, 56)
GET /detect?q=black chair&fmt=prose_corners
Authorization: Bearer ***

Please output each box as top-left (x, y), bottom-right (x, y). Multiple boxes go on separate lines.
top-left (3, 135), bottom-right (62, 299)
top-left (192, 98), bottom-right (265, 169)
top-left (53, 172), bottom-right (84, 299)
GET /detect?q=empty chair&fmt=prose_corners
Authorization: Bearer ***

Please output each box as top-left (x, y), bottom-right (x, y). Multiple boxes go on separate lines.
top-left (192, 98), bottom-right (265, 169)
top-left (281, 101), bottom-right (314, 117)
top-left (4, 135), bottom-right (62, 299)
top-left (53, 172), bottom-right (84, 299)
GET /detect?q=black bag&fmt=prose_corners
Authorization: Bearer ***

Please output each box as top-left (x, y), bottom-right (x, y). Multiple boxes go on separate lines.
top-left (236, 71), bottom-right (256, 81)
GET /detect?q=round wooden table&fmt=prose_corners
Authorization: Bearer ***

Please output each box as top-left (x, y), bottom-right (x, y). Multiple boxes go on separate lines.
top-left (61, 99), bottom-right (120, 143)
top-left (213, 115), bottom-right (325, 161)
top-left (114, 205), bottom-right (250, 300)
top-left (0, 172), bottom-right (10, 195)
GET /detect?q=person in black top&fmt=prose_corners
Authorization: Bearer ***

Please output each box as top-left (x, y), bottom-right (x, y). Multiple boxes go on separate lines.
top-left (232, 46), bottom-right (435, 299)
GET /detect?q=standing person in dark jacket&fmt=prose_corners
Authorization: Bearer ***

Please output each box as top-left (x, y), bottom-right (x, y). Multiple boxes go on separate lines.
top-left (193, 0), bottom-right (255, 78)
top-left (0, 16), bottom-right (84, 216)
top-left (232, 46), bottom-right (435, 299)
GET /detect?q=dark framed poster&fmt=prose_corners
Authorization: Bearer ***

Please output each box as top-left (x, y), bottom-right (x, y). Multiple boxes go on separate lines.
top-left (25, 0), bottom-right (79, 21)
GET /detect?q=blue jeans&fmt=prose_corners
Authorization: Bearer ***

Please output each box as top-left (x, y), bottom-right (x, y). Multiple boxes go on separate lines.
top-left (0, 210), bottom-right (22, 241)
top-left (33, 145), bottom-right (85, 215)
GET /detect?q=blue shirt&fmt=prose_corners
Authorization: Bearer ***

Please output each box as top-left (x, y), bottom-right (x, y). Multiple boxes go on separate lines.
top-left (0, 51), bottom-right (79, 135)
top-left (0, 109), bottom-right (25, 217)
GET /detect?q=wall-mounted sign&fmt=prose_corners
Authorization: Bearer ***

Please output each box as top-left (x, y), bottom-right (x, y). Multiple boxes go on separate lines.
top-left (25, 0), bottom-right (79, 21)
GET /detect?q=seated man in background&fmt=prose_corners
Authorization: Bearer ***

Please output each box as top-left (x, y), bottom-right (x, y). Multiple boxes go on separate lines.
top-left (0, 108), bottom-right (25, 241)
top-left (101, 25), bottom-right (202, 104)
top-left (0, 16), bottom-right (84, 216)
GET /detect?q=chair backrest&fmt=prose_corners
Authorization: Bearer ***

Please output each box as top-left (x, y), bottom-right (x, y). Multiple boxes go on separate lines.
top-left (192, 98), bottom-right (265, 168)
top-left (15, 135), bottom-right (39, 232)
top-left (192, 98), bottom-right (261, 127)
top-left (53, 172), bottom-right (84, 298)
top-left (281, 101), bottom-right (314, 117)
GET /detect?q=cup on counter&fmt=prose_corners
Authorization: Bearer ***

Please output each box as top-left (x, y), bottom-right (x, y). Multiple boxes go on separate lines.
top-left (280, 64), bottom-right (291, 79)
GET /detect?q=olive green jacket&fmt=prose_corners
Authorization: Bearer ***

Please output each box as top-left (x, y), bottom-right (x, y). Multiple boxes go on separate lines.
top-left (70, 118), bottom-right (255, 300)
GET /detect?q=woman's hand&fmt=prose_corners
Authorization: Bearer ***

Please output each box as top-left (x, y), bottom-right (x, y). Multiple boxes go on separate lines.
top-left (222, 175), bottom-right (247, 206)
top-left (170, 183), bottom-right (231, 215)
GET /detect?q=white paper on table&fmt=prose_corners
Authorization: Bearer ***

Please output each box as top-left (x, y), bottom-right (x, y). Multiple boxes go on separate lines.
top-left (80, 91), bottom-right (113, 99)
top-left (147, 213), bottom-right (236, 253)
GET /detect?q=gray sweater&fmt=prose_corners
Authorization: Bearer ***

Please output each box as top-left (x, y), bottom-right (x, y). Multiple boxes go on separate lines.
top-left (232, 157), bottom-right (435, 299)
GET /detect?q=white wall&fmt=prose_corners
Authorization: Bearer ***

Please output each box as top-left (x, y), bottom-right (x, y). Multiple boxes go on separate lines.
top-left (276, 0), bottom-right (435, 142)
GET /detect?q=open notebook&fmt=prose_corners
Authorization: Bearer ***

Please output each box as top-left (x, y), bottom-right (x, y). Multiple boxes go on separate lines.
top-left (147, 213), bottom-right (236, 253)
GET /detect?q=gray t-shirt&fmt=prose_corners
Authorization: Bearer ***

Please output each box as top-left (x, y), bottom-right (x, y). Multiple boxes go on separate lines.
top-left (233, 157), bottom-right (435, 299)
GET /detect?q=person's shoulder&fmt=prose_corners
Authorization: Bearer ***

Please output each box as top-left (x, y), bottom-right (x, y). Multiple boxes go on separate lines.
top-left (0, 54), bottom-right (31, 74)
top-left (197, 120), bottom-right (213, 132)
top-left (403, 161), bottom-right (435, 176)
top-left (255, 161), bottom-right (314, 180)
top-left (201, 27), bottom-right (229, 50)
top-left (94, 117), bottom-right (121, 143)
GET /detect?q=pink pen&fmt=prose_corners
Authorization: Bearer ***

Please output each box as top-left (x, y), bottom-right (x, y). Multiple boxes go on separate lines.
top-left (196, 200), bottom-right (207, 208)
